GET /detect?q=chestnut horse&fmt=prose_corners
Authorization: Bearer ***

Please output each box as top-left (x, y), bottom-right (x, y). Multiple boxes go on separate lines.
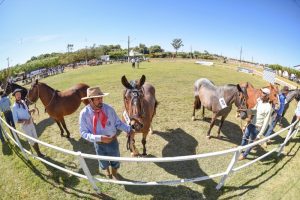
top-left (121, 75), bottom-right (158, 156)
top-left (26, 79), bottom-right (89, 138)
top-left (192, 78), bottom-right (248, 138)
top-left (239, 82), bottom-right (279, 109)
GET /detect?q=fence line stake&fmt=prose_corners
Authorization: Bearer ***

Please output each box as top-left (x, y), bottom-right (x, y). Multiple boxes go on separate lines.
top-left (77, 151), bottom-right (101, 194)
top-left (216, 148), bottom-right (241, 190)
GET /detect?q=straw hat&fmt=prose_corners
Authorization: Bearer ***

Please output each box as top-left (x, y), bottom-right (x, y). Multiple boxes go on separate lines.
top-left (81, 86), bottom-right (109, 100)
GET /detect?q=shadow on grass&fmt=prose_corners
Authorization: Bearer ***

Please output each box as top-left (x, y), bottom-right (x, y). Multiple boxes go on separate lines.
top-left (68, 137), bottom-right (100, 176)
top-left (221, 137), bottom-right (300, 199)
top-left (35, 117), bottom-right (55, 137)
top-left (4, 139), bottom-right (108, 199)
top-left (194, 115), bottom-right (243, 145)
top-left (122, 128), bottom-right (221, 199)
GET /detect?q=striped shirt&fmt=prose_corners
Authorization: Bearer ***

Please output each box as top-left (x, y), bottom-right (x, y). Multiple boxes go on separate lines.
top-left (12, 100), bottom-right (31, 123)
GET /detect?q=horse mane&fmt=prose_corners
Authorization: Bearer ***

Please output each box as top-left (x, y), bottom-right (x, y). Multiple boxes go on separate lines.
top-left (37, 82), bottom-right (56, 93)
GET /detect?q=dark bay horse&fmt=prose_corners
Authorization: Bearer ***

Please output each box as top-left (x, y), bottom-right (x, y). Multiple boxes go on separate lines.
top-left (26, 79), bottom-right (89, 138)
top-left (121, 75), bottom-right (158, 156)
top-left (192, 78), bottom-right (248, 138)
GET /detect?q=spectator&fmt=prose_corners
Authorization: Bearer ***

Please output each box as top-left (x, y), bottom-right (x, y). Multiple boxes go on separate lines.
top-left (0, 89), bottom-right (16, 135)
top-left (12, 88), bottom-right (45, 157)
top-left (263, 86), bottom-right (289, 146)
top-left (239, 88), bottom-right (273, 160)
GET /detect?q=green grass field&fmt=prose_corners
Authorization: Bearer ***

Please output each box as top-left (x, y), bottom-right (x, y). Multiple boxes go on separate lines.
top-left (1, 59), bottom-right (300, 200)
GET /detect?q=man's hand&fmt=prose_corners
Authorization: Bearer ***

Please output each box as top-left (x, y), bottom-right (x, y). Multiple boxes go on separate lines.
top-left (99, 135), bottom-right (114, 144)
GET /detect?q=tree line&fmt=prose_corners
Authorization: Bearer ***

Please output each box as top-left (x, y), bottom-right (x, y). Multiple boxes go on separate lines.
top-left (0, 38), bottom-right (219, 81)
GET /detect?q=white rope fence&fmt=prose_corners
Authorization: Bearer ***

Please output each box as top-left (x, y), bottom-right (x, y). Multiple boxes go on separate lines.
top-left (0, 116), bottom-right (299, 194)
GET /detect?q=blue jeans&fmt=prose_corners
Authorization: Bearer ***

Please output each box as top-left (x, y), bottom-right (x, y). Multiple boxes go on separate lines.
top-left (241, 124), bottom-right (259, 157)
top-left (94, 139), bottom-right (120, 170)
top-left (265, 114), bottom-right (281, 137)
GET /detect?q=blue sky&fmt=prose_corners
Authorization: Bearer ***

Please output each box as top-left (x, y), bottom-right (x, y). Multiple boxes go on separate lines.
top-left (1, 0), bottom-right (300, 69)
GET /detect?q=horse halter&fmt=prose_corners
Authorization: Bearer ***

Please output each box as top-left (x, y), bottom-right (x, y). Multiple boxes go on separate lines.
top-left (236, 88), bottom-right (248, 110)
top-left (124, 87), bottom-right (145, 122)
top-left (26, 83), bottom-right (40, 104)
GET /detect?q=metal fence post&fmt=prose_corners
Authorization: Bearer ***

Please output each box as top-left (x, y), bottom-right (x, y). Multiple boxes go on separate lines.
top-left (216, 148), bottom-right (241, 190)
top-left (277, 126), bottom-right (298, 156)
top-left (77, 151), bottom-right (101, 194)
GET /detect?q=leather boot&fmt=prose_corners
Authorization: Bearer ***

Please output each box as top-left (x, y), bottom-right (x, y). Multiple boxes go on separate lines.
top-left (32, 143), bottom-right (45, 158)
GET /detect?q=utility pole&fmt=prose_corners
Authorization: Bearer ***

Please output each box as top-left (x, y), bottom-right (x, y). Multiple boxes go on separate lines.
top-left (239, 46), bottom-right (242, 67)
top-left (127, 36), bottom-right (130, 62)
top-left (7, 57), bottom-right (9, 68)
top-left (85, 38), bottom-right (88, 65)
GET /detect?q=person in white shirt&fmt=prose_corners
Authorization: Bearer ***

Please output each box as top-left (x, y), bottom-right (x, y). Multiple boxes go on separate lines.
top-left (239, 88), bottom-right (272, 160)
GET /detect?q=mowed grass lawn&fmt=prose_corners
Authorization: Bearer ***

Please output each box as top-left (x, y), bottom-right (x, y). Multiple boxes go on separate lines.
top-left (1, 59), bottom-right (300, 200)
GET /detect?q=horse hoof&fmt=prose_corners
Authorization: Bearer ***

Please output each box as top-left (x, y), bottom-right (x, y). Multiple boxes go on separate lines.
top-left (192, 116), bottom-right (195, 121)
top-left (206, 135), bottom-right (211, 139)
top-left (66, 135), bottom-right (70, 138)
top-left (60, 134), bottom-right (64, 137)
top-left (131, 152), bottom-right (139, 157)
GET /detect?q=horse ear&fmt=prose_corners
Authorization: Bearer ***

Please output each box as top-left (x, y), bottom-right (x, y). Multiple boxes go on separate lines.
top-left (138, 75), bottom-right (146, 88)
top-left (121, 75), bottom-right (133, 89)
top-left (237, 84), bottom-right (243, 92)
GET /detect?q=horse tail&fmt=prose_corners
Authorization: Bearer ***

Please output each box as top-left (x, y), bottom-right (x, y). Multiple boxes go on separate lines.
top-left (152, 100), bottom-right (159, 118)
top-left (194, 95), bottom-right (201, 110)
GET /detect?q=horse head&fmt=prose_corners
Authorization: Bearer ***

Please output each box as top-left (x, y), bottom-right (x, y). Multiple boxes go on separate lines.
top-left (267, 83), bottom-right (280, 110)
top-left (234, 83), bottom-right (248, 119)
top-left (26, 79), bottom-right (39, 105)
top-left (121, 75), bottom-right (145, 131)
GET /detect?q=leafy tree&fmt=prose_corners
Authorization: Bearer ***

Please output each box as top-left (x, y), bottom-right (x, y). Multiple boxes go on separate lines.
top-left (149, 45), bottom-right (164, 53)
top-left (171, 38), bottom-right (184, 56)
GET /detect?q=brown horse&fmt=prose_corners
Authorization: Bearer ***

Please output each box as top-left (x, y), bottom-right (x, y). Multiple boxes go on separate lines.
top-left (239, 82), bottom-right (279, 108)
top-left (26, 79), bottom-right (89, 138)
top-left (237, 82), bottom-right (280, 119)
top-left (192, 78), bottom-right (248, 138)
top-left (121, 75), bottom-right (158, 156)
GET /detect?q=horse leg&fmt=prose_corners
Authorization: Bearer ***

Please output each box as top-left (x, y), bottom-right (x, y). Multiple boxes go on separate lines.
top-left (192, 96), bottom-right (201, 121)
top-left (55, 119), bottom-right (64, 137)
top-left (141, 133), bottom-right (147, 156)
top-left (207, 114), bottom-right (217, 139)
top-left (217, 115), bottom-right (226, 138)
top-left (148, 125), bottom-right (153, 134)
top-left (61, 118), bottom-right (71, 138)
top-left (130, 134), bottom-right (139, 157)
top-left (202, 107), bottom-right (205, 120)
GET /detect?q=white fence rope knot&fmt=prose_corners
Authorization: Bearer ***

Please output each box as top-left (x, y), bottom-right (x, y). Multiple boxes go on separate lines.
top-left (0, 115), bottom-right (299, 194)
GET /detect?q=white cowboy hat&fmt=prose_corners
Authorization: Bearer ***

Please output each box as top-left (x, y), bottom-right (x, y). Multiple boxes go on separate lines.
top-left (81, 86), bottom-right (109, 100)
top-left (261, 88), bottom-right (270, 95)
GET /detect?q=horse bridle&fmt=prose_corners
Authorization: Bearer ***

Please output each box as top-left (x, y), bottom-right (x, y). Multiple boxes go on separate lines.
top-left (26, 83), bottom-right (55, 108)
top-left (123, 87), bottom-right (145, 122)
top-left (236, 88), bottom-right (248, 110)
